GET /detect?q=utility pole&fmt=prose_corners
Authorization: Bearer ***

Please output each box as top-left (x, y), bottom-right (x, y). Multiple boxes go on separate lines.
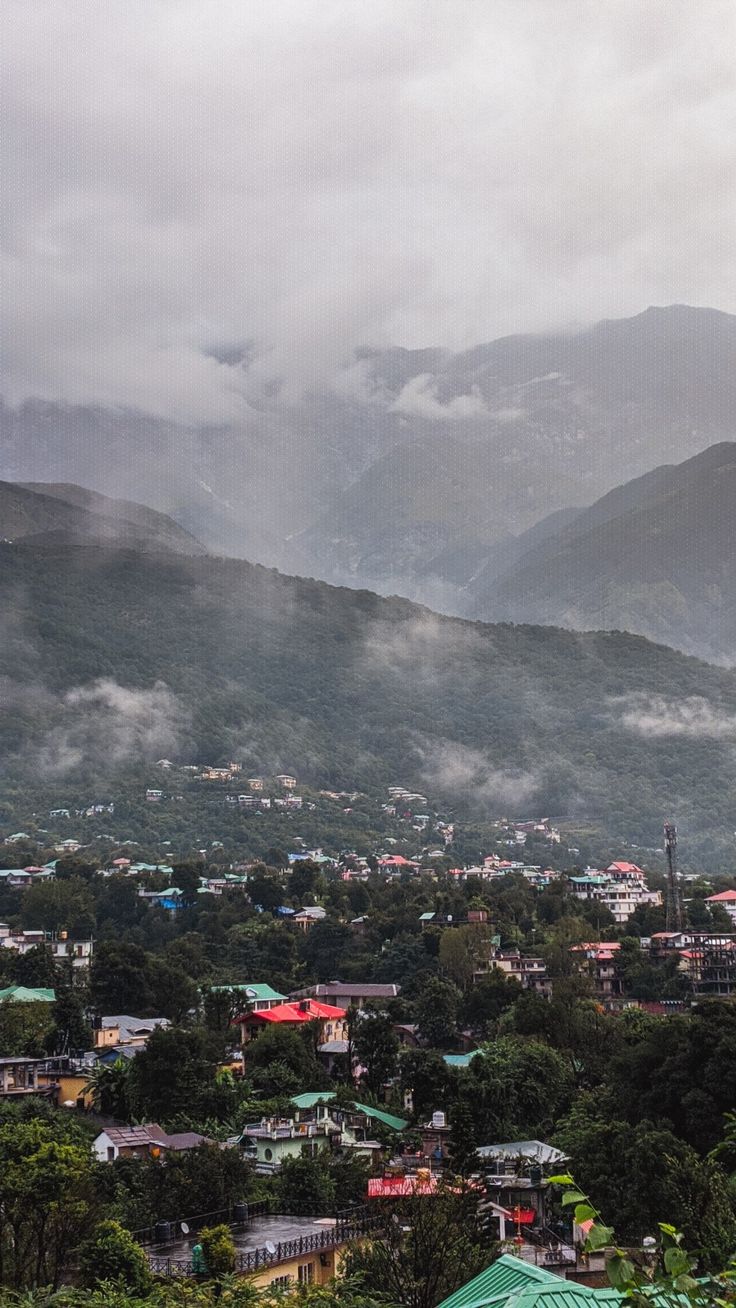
top-left (663, 821), bottom-right (684, 932)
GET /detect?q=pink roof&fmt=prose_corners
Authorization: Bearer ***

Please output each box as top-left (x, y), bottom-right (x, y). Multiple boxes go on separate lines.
top-left (379, 855), bottom-right (417, 866)
top-left (368, 1174), bottom-right (440, 1198)
top-left (607, 861), bottom-right (643, 874)
top-left (707, 889), bottom-right (736, 902)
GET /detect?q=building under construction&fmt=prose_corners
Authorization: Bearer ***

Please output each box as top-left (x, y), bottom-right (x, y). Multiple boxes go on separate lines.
top-left (651, 930), bottom-right (736, 997)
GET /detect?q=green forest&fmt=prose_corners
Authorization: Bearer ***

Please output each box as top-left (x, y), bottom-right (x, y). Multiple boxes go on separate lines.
top-left (2, 538), bottom-right (736, 858)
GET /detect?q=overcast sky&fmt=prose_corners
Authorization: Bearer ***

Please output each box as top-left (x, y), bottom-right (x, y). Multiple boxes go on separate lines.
top-left (3, 0), bottom-right (736, 422)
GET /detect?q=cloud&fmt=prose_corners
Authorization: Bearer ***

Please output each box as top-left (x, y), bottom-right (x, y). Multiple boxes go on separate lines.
top-left (36, 679), bottom-right (187, 775)
top-left (2, 0), bottom-right (736, 421)
top-left (390, 375), bottom-right (488, 420)
top-left (611, 693), bottom-right (736, 738)
top-left (415, 736), bottom-right (538, 810)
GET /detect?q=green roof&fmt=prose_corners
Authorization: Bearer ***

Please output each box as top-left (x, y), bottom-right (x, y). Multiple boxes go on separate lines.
top-left (444, 1052), bottom-right (480, 1068)
top-left (290, 1091), bottom-right (408, 1131)
top-left (0, 985), bottom-right (56, 1004)
top-left (209, 983), bottom-right (286, 1000)
top-left (437, 1253), bottom-right (692, 1308)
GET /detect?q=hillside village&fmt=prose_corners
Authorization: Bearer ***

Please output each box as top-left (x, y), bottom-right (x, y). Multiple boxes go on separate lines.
top-left (3, 756), bottom-right (736, 1297)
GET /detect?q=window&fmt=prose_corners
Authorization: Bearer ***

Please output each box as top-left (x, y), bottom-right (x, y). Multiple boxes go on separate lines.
top-left (270, 1275), bottom-right (291, 1288)
top-left (298, 1263), bottom-right (314, 1284)
top-left (107, 1146), bottom-right (115, 1161)
top-left (264, 1147), bottom-right (273, 1161)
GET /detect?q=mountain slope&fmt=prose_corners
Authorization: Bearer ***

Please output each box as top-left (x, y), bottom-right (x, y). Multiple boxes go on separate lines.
top-left (292, 305), bottom-right (736, 598)
top-left (468, 442), bottom-right (736, 663)
top-left (2, 307), bottom-right (734, 604)
top-left (2, 535), bottom-right (736, 849)
top-left (0, 481), bottom-right (204, 555)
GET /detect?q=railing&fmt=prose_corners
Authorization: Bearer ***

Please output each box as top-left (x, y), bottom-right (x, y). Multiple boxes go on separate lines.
top-left (133, 1199), bottom-right (271, 1247)
top-left (146, 1209), bottom-right (380, 1277)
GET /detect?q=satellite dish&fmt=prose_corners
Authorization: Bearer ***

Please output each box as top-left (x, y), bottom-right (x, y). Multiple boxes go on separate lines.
top-left (265, 1241), bottom-right (277, 1256)
top-left (180, 1222), bottom-right (190, 1236)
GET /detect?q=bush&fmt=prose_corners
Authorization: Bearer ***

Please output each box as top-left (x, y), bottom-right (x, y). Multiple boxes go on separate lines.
top-left (199, 1223), bottom-right (237, 1278)
top-left (77, 1219), bottom-right (152, 1295)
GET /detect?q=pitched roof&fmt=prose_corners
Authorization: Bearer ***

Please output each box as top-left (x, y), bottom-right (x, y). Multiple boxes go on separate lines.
top-left (290, 1091), bottom-right (408, 1131)
top-left (0, 985), bottom-right (56, 1003)
top-left (476, 1141), bottom-right (568, 1165)
top-left (209, 983), bottom-right (287, 1000)
top-left (706, 889), bottom-right (736, 902)
top-left (437, 1252), bottom-right (688, 1308)
top-left (305, 982), bottom-right (400, 998)
top-left (236, 998), bottom-right (346, 1024)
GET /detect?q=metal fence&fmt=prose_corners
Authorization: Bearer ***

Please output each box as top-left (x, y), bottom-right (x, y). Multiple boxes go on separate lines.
top-left (133, 1198), bottom-right (271, 1247)
top-left (147, 1208), bottom-right (380, 1278)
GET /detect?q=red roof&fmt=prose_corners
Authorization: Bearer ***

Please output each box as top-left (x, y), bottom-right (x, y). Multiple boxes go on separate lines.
top-left (234, 999), bottom-right (345, 1025)
top-left (368, 1174), bottom-right (440, 1197)
top-left (607, 861), bottom-right (643, 874)
top-left (379, 855), bottom-right (418, 867)
top-left (707, 889), bottom-right (736, 902)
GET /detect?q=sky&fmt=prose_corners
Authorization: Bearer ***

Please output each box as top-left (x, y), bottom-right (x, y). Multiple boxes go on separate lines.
top-left (2, 0), bottom-right (736, 423)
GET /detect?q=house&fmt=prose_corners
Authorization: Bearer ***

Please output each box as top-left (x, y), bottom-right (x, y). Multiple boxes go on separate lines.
top-left (291, 906), bottom-right (327, 932)
top-left (209, 983), bottom-right (287, 1011)
top-left (239, 1094), bottom-right (406, 1173)
top-left (235, 998), bottom-right (348, 1046)
top-left (290, 983), bottom-right (400, 1010)
top-left (248, 777), bottom-right (264, 791)
top-left (0, 926), bottom-right (93, 969)
top-left (569, 941), bottom-right (623, 1001)
top-left (706, 889), bottom-right (736, 924)
top-left (92, 1014), bottom-right (170, 1051)
top-left (146, 789), bottom-right (163, 802)
top-left (276, 774), bottom-right (297, 789)
top-left (474, 1140), bottom-right (569, 1236)
top-left (93, 1124), bottom-right (216, 1163)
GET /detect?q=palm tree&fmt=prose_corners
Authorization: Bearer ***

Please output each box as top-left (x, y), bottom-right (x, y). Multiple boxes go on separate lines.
top-left (83, 1056), bottom-right (131, 1119)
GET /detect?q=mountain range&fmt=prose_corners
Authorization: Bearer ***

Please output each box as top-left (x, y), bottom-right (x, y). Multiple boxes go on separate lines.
top-left (0, 480), bottom-right (203, 556)
top-left (464, 442), bottom-right (736, 663)
top-left (2, 515), bottom-right (736, 851)
top-left (2, 306), bottom-right (734, 615)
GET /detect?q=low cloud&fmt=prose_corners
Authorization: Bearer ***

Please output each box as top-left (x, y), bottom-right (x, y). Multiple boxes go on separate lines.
top-left (611, 693), bottom-right (736, 738)
top-left (415, 736), bottom-right (538, 810)
top-left (37, 679), bottom-right (187, 775)
top-left (390, 374), bottom-right (488, 420)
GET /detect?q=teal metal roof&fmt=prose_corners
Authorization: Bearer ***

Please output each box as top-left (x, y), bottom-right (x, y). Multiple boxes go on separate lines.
top-left (290, 1091), bottom-right (408, 1131)
top-left (438, 1255), bottom-right (560, 1308)
top-left (444, 1052), bottom-right (478, 1068)
top-left (209, 983), bottom-right (286, 1000)
top-left (0, 985), bottom-right (56, 1004)
top-left (438, 1253), bottom-right (695, 1308)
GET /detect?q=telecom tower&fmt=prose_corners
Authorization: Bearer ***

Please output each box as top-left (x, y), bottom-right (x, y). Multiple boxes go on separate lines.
top-left (663, 820), bottom-right (684, 932)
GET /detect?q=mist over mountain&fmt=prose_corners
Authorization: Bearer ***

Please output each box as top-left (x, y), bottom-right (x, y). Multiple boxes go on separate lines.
top-left (466, 442), bottom-right (736, 664)
top-left (0, 480), bottom-right (203, 555)
top-left (3, 528), bottom-right (736, 850)
top-left (1, 306), bottom-right (734, 607)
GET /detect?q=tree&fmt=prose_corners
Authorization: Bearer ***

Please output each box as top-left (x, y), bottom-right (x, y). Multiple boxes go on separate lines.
top-left (0, 1119), bottom-right (97, 1288)
top-left (399, 1048), bottom-right (457, 1120)
top-left (89, 941), bottom-right (154, 1015)
top-left (77, 1219), bottom-right (152, 1294)
top-left (47, 977), bottom-right (92, 1055)
top-left (0, 998), bottom-right (53, 1057)
top-left (275, 1151), bottom-right (337, 1216)
top-left (352, 1010), bottom-right (400, 1096)
top-left (414, 977), bottom-right (461, 1050)
top-left (84, 1057), bottom-right (131, 1120)
top-left (199, 1223), bottom-right (237, 1278)
top-left (343, 1182), bottom-right (490, 1308)
top-left (13, 943), bottom-right (57, 988)
top-left (245, 1023), bottom-right (331, 1096)
top-left (128, 1027), bottom-right (222, 1124)
top-left (554, 1105), bottom-right (736, 1269)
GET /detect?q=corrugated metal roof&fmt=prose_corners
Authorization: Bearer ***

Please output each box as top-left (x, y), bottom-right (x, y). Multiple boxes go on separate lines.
top-left (438, 1255), bottom-right (558, 1308)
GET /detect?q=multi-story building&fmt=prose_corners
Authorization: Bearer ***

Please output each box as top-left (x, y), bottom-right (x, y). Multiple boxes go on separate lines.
top-left (0, 926), bottom-right (93, 969)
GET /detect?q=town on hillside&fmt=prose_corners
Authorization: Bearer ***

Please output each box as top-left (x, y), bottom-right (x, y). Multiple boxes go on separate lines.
top-left (2, 776), bottom-right (736, 1301)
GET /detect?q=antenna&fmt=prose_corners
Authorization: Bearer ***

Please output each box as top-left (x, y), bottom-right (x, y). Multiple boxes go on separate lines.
top-left (663, 820), bottom-right (684, 932)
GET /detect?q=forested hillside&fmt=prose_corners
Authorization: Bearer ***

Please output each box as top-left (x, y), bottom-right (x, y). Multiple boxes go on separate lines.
top-left (2, 537), bottom-right (736, 848)
top-left (468, 442), bottom-right (736, 663)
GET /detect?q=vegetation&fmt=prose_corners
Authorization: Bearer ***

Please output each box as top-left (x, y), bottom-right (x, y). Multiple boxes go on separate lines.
top-left (4, 536), bottom-right (736, 856)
